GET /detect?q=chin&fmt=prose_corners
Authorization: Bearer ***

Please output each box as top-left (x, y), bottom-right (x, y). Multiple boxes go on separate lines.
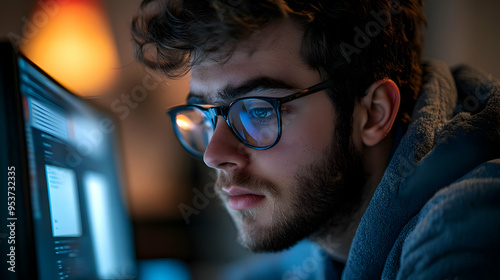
top-left (231, 210), bottom-right (308, 253)
top-left (237, 227), bottom-right (304, 253)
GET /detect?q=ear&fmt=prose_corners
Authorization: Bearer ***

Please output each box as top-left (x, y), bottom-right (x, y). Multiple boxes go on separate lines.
top-left (358, 79), bottom-right (400, 147)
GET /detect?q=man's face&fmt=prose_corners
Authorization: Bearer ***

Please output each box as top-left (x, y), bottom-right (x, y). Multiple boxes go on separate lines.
top-left (189, 19), bottom-right (365, 252)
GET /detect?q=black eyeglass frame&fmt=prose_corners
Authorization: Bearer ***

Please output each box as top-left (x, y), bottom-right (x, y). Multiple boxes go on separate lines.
top-left (166, 79), bottom-right (336, 157)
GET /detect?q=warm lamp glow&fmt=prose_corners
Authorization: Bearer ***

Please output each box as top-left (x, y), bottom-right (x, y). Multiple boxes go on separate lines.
top-left (176, 115), bottom-right (193, 130)
top-left (21, 0), bottom-right (119, 97)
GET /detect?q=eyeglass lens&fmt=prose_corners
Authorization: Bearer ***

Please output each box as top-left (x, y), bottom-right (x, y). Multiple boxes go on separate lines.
top-left (173, 98), bottom-right (280, 157)
top-left (228, 98), bottom-right (279, 147)
top-left (175, 109), bottom-right (214, 156)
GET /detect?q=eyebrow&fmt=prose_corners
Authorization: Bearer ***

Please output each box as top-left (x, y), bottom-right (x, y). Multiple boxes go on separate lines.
top-left (187, 77), bottom-right (299, 105)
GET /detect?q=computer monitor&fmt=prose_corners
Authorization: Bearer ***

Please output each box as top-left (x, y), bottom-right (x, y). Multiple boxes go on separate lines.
top-left (0, 41), bottom-right (137, 280)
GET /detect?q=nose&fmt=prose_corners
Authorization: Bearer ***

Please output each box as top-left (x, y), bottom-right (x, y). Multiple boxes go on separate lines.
top-left (203, 117), bottom-right (250, 171)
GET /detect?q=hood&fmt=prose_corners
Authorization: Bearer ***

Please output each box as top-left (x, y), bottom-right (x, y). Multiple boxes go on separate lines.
top-left (342, 60), bottom-right (500, 279)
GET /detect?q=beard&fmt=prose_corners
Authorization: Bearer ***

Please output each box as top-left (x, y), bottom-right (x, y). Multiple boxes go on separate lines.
top-left (214, 121), bottom-right (366, 253)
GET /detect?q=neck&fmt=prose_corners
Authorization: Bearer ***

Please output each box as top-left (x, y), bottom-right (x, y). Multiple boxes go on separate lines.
top-left (311, 134), bottom-right (394, 263)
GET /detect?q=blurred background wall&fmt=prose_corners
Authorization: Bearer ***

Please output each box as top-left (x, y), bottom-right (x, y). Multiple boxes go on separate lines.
top-left (423, 0), bottom-right (500, 78)
top-left (1, 0), bottom-right (499, 278)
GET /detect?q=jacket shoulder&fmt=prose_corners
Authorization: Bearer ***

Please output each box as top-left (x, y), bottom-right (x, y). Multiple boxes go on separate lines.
top-left (397, 160), bottom-right (500, 280)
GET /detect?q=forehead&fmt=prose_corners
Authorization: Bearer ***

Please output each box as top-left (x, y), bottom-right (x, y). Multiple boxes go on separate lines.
top-left (189, 19), bottom-right (319, 102)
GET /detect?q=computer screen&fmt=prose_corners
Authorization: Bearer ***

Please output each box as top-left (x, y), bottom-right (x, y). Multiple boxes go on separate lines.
top-left (0, 42), bottom-right (136, 280)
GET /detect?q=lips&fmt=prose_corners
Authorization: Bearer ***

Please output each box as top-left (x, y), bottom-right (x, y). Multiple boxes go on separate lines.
top-left (222, 186), bottom-right (265, 210)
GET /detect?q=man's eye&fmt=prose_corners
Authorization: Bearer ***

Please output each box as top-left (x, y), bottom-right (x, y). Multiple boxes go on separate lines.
top-left (249, 107), bottom-right (274, 119)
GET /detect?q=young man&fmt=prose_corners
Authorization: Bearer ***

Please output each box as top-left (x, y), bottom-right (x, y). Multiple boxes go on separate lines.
top-left (132, 0), bottom-right (500, 278)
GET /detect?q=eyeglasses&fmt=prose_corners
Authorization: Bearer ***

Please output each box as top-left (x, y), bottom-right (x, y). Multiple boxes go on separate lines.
top-left (166, 79), bottom-right (336, 158)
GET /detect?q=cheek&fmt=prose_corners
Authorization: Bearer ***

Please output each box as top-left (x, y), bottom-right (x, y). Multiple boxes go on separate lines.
top-left (285, 97), bottom-right (337, 155)
top-left (253, 97), bottom-right (336, 175)
top-left (299, 117), bottom-right (334, 150)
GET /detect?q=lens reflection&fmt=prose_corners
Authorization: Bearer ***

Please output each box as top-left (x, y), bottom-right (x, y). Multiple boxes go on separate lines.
top-left (176, 109), bottom-right (214, 156)
top-left (228, 99), bottom-right (278, 147)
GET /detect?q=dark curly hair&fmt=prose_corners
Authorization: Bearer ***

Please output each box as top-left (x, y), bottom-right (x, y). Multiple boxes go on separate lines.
top-left (131, 0), bottom-right (426, 125)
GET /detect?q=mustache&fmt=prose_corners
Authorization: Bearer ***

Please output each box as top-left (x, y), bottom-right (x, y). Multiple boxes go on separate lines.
top-left (215, 172), bottom-right (279, 196)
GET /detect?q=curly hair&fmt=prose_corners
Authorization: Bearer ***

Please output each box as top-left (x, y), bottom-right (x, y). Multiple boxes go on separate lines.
top-left (131, 0), bottom-right (426, 125)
